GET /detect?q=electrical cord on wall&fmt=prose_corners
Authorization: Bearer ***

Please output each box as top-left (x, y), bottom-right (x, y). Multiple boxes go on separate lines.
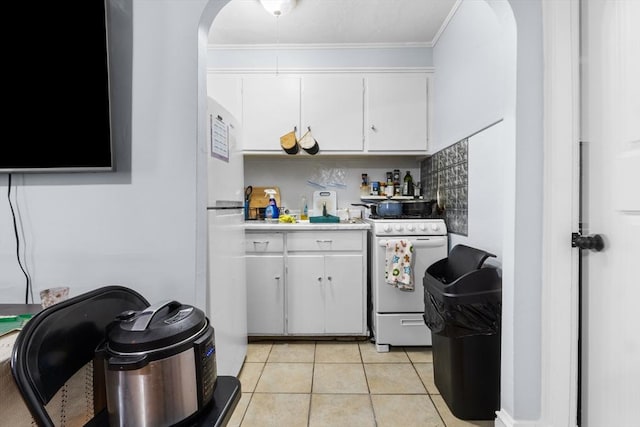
top-left (7, 174), bottom-right (34, 304)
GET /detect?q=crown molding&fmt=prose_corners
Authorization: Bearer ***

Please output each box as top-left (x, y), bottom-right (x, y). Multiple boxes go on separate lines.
top-left (208, 41), bottom-right (433, 51)
top-left (431, 0), bottom-right (462, 47)
top-left (206, 66), bottom-right (435, 75)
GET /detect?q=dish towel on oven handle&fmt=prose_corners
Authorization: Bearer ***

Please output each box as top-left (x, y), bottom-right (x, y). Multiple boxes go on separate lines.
top-left (385, 239), bottom-right (414, 290)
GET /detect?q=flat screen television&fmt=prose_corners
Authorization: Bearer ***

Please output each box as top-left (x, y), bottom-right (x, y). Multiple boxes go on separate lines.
top-left (1, 1), bottom-right (114, 173)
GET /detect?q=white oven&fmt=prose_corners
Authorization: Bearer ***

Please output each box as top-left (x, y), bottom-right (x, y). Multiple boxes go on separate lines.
top-left (366, 218), bottom-right (448, 352)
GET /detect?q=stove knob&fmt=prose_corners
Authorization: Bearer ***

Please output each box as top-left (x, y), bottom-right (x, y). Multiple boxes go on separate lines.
top-left (431, 224), bottom-right (440, 232)
top-left (407, 224), bottom-right (415, 231)
top-left (383, 224), bottom-right (392, 233)
top-left (395, 224), bottom-right (403, 232)
top-left (419, 223), bottom-right (427, 231)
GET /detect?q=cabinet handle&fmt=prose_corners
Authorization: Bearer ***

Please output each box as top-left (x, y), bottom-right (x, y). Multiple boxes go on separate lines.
top-left (253, 241), bottom-right (269, 245)
top-left (327, 276), bottom-right (332, 282)
top-left (400, 319), bottom-right (426, 326)
top-left (274, 276), bottom-right (280, 280)
top-left (316, 239), bottom-right (333, 243)
top-left (317, 277), bottom-right (323, 283)
top-left (370, 125), bottom-right (377, 131)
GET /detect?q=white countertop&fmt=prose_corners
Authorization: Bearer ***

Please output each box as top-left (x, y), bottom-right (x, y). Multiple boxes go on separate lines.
top-left (244, 219), bottom-right (370, 231)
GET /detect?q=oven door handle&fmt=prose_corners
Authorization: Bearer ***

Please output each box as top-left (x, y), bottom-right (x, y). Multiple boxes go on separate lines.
top-left (378, 238), bottom-right (446, 248)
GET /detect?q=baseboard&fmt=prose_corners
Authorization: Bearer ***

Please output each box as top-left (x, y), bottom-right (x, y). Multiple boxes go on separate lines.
top-left (495, 409), bottom-right (542, 427)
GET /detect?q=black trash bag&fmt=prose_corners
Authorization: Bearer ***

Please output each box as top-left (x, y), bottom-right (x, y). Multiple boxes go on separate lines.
top-left (424, 292), bottom-right (501, 338)
top-left (423, 245), bottom-right (502, 339)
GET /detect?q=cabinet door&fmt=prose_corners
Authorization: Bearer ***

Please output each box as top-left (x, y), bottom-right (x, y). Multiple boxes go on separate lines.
top-left (246, 255), bottom-right (285, 335)
top-left (301, 75), bottom-right (364, 151)
top-left (366, 75), bottom-right (428, 152)
top-left (324, 254), bottom-right (365, 334)
top-left (242, 76), bottom-right (300, 151)
top-left (207, 75), bottom-right (242, 123)
top-left (287, 254), bottom-right (325, 334)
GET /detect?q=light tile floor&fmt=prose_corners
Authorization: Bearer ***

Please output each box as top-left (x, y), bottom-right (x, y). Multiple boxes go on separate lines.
top-left (228, 340), bottom-right (495, 427)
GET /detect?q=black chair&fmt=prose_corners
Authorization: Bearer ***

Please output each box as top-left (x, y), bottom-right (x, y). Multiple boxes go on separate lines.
top-left (10, 285), bottom-right (150, 426)
top-left (11, 285), bottom-right (242, 427)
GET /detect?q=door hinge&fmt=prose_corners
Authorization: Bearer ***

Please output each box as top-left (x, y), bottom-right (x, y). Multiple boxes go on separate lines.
top-left (572, 232), bottom-right (604, 251)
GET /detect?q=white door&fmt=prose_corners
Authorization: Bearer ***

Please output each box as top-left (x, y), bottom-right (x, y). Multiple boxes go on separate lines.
top-left (374, 236), bottom-right (448, 313)
top-left (287, 254), bottom-right (325, 334)
top-left (324, 254), bottom-right (364, 334)
top-left (246, 255), bottom-right (284, 335)
top-left (366, 75), bottom-right (428, 152)
top-left (581, 0), bottom-right (640, 425)
top-left (241, 76), bottom-right (300, 151)
top-left (207, 209), bottom-right (247, 376)
top-left (301, 75), bottom-right (364, 151)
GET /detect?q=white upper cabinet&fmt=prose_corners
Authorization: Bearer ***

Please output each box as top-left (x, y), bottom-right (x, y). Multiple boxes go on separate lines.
top-left (242, 76), bottom-right (301, 151)
top-left (207, 75), bottom-right (242, 123)
top-left (301, 75), bottom-right (364, 152)
top-left (365, 75), bottom-right (429, 153)
top-left (208, 71), bottom-right (430, 154)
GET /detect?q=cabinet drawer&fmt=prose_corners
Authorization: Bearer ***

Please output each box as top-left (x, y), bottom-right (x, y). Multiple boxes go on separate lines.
top-left (245, 233), bottom-right (284, 253)
top-left (287, 231), bottom-right (363, 252)
top-left (375, 313), bottom-right (432, 346)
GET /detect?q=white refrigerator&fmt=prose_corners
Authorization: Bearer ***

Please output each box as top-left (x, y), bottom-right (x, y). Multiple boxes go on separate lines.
top-left (206, 97), bottom-right (247, 376)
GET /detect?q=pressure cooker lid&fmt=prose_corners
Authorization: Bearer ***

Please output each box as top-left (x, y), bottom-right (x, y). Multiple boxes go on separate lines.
top-left (106, 300), bottom-right (207, 353)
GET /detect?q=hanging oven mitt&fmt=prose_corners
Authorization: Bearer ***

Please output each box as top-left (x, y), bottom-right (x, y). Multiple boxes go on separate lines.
top-left (299, 127), bottom-right (319, 155)
top-left (280, 129), bottom-right (299, 154)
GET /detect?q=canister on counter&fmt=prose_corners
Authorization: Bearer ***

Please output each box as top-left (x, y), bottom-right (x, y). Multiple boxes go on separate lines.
top-left (385, 183), bottom-right (395, 197)
top-left (370, 181), bottom-right (379, 195)
top-left (360, 174), bottom-right (370, 197)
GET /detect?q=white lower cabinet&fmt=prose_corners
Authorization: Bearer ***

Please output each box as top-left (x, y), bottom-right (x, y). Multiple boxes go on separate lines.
top-left (245, 229), bottom-right (367, 336)
top-left (287, 253), bottom-right (364, 334)
top-left (245, 233), bottom-right (285, 335)
top-left (286, 231), bottom-right (366, 336)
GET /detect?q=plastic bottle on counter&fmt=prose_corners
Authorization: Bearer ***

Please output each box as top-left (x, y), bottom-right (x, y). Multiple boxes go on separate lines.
top-left (300, 196), bottom-right (309, 220)
top-left (402, 171), bottom-right (414, 196)
top-left (264, 189), bottom-right (280, 219)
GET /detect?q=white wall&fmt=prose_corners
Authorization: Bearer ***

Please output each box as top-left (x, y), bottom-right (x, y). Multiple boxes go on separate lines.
top-left (449, 121), bottom-right (505, 265)
top-left (244, 156), bottom-right (421, 216)
top-left (433, 0), bottom-right (544, 423)
top-left (0, 0), bottom-right (212, 307)
top-left (208, 45), bottom-right (433, 69)
top-left (432, 0), bottom-right (505, 153)
top-left (433, 2), bottom-right (507, 258)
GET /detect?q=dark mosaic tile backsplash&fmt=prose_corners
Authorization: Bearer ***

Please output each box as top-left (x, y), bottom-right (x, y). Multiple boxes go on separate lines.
top-left (420, 139), bottom-right (468, 235)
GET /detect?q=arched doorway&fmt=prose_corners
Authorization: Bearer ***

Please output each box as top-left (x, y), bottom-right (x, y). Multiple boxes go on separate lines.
top-left (195, 2), bottom-right (563, 425)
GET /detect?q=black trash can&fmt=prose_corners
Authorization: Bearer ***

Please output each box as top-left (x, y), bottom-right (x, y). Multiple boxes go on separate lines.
top-left (423, 244), bottom-right (502, 420)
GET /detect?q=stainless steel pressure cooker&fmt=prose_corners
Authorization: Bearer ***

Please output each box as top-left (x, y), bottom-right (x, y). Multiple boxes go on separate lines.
top-left (99, 300), bottom-right (217, 427)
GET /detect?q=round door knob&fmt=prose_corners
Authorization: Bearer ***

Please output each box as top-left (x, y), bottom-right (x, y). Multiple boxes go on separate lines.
top-left (572, 234), bottom-right (604, 251)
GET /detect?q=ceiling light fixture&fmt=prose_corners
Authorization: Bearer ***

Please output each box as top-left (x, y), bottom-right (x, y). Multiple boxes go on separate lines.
top-left (259, 0), bottom-right (296, 17)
